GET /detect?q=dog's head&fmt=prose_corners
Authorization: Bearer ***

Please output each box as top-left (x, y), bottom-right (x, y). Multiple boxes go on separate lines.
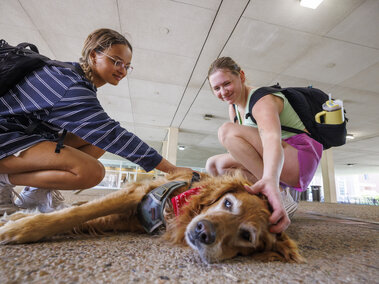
top-left (164, 172), bottom-right (305, 264)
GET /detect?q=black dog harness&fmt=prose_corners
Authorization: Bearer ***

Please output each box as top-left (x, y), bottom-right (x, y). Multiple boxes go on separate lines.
top-left (137, 172), bottom-right (200, 234)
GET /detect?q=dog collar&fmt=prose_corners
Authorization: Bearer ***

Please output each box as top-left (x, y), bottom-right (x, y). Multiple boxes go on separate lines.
top-left (137, 172), bottom-right (201, 234)
top-left (171, 187), bottom-right (202, 216)
top-left (137, 181), bottom-right (187, 234)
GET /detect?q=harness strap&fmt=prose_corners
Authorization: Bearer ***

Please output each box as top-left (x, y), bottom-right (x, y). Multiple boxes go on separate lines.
top-left (55, 129), bottom-right (67, 153)
top-left (137, 181), bottom-right (187, 234)
top-left (187, 171), bottom-right (200, 189)
top-left (25, 121), bottom-right (67, 154)
top-left (24, 121), bottom-right (40, 135)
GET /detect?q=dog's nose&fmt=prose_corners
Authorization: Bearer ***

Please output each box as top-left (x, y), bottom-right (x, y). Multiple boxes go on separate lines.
top-left (194, 220), bottom-right (216, 245)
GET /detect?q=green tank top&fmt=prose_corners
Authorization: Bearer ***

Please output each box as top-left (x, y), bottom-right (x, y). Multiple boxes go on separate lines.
top-left (235, 88), bottom-right (305, 139)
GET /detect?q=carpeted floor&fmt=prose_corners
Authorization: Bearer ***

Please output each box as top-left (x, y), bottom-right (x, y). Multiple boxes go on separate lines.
top-left (1, 189), bottom-right (378, 283)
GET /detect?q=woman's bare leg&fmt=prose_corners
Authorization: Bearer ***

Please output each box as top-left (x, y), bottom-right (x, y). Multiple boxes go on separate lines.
top-left (63, 133), bottom-right (105, 158)
top-left (0, 139), bottom-right (105, 190)
top-left (205, 153), bottom-right (259, 183)
top-left (217, 122), bottom-right (300, 187)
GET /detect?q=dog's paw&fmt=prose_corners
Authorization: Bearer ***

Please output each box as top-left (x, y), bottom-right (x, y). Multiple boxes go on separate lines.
top-left (0, 222), bottom-right (35, 244)
top-left (0, 219), bottom-right (7, 228)
top-left (7, 211), bottom-right (35, 221)
top-left (1, 211), bottom-right (38, 227)
top-left (0, 212), bottom-right (9, 227)
top-left (0, 214), bottom-right (49, 244)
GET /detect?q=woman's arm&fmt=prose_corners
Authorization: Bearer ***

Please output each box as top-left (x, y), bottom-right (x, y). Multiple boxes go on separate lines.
top-left (155, 158), bottom-right (193, 174)
top-left (246, 94), bottom-right (290, 233)
top-left (254, 95), bottom-right (283, 185)
top-left (50, 86), bottom-right (162, 172)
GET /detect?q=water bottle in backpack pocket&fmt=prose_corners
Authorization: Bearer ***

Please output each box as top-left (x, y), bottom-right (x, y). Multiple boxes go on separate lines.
top-left (315, 97), bottom-right (344, 125)
top-left (245, 84), bottom-right (348, 150)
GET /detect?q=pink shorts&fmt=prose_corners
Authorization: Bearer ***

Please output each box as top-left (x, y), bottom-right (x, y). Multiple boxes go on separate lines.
top-left (283, 133), bottom-right (323, 192)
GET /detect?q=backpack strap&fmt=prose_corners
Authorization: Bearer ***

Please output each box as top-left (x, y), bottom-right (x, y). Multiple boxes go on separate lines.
top-left (14, 41), bottom-right (85, 82)
top-left (55, 129), bottom-right (67, 153)
top-left (246, 84), bottom-right (308, 136)
top-left (48, 60), bottom-right (85, 77)
top-left (233, 104), bottom-right (242, 125)
top-left (24, 121), bottom-right (40, 135)
top-left (187, 171), bottom-right (201, 189)
top-left (25, 121), bottom-right (68, 153)
top-left (246, 84), bottom-right (282, 123)
top-left (17, 42), bottom-right (39, 53)
top-left (136, 171), bottom-right (200, 234)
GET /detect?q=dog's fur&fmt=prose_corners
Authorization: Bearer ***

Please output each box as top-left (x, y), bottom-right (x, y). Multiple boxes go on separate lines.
top-left (0, 172), bottom-right (305, 263)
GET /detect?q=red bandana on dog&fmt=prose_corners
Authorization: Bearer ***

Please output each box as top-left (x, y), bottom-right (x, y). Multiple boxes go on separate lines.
top-left (171, 187), bottom-right (201, 216)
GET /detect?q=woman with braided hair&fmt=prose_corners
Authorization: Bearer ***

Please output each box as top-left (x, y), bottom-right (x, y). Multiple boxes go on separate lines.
top-left (0, 28), bottom-right (191, 214)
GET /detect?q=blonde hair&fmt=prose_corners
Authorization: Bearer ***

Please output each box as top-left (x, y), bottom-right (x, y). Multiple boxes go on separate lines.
top-left (208, 56), bottom-right (241, 78)
top-left (79, 28), bottom-right (132, 82)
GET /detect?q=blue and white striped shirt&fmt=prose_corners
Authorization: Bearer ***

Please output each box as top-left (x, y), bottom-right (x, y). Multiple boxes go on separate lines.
top-left (0, 63), bottom-right (162, 172)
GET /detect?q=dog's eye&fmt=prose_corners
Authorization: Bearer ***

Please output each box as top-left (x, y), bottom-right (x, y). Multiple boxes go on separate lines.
top-left (240, 229), bottom-right (251, 242)
top-left (224, 198), bottom-right (232, 209)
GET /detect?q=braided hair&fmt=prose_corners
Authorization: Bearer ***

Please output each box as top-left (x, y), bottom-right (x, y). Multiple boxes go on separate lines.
top-left (79, 28), bottom-right (132, 83)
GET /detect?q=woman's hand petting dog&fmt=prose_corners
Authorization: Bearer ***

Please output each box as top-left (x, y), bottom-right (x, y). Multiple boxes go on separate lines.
top-left (244, 178), bottom-right (291, 234)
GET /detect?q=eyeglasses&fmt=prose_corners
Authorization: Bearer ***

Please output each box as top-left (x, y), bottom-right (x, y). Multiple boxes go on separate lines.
top-left (97, 51), bottom-right (134, 73)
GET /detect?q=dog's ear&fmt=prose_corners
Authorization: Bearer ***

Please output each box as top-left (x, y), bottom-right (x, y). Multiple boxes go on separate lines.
top-left (255, 193), bottom-right (274, 213)
top-left (253, 232), bottom-right (306, 263)
top-left (273, 232), bottom-right (306, 263)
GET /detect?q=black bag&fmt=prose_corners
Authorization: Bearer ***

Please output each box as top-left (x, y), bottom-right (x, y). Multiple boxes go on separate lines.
top-left (0, 39), bottom-right (82, 96)
top-left (245, 84), bottom-right (347, 150)
top-left (0, 39), bottom-right (83, 153)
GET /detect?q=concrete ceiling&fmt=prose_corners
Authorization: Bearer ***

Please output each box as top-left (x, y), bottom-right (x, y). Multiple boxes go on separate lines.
top-left (1, 0), bottom-right (379, 174)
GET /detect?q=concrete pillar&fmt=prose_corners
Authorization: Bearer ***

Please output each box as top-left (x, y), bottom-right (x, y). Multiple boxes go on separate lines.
top-left (162, 140), bottom-right (168, 160)
top-left (321, 148), bottom-right (337, 203)
top-left (164, 127), bottom-right (178, 165)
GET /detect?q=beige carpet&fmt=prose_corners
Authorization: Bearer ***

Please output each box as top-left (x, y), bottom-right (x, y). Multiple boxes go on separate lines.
top-left (1, 189), bottom-right (378, 283)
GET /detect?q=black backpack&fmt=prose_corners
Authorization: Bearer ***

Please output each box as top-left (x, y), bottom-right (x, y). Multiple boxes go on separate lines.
top-left (0, 39), bottom-right (82, 96)
top-left (0, 39), bottom-right (85, 153)
top-left (244, 84), bottom-right (347, 150)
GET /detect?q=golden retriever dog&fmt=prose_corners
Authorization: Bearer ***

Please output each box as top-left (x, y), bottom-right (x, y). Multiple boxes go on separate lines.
top-left (0, 171), bottom-right (305, 264)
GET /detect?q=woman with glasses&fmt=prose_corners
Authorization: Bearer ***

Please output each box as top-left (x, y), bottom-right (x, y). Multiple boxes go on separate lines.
top-left (0, 28), bottom-right (192, 214)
